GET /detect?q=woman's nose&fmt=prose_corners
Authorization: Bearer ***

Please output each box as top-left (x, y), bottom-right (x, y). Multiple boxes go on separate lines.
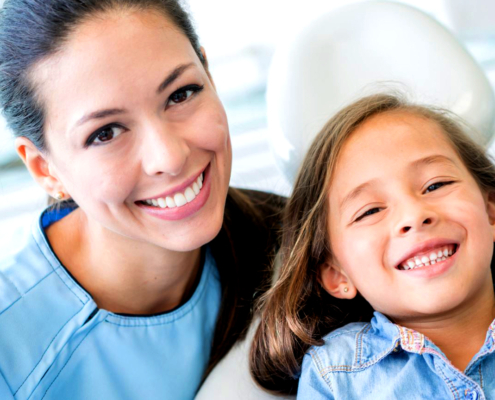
top-left (141, 123), bottom-right (190, 177)
top-left (394, 200), bottom-right (438, 235)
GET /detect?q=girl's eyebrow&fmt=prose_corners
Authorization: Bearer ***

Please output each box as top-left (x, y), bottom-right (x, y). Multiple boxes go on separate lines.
top-left (410, 154), bottom-right (459, 170)
top-left (339, 180), bottom-right (377, 212)
top-left (339, 155), bottom-right (458, 212)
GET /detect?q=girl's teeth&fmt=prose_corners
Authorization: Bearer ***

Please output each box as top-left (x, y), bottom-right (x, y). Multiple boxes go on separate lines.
top-left (152, 199), bottom-right (158, 207)
top-left (401, 245), bottom-right (456, 270)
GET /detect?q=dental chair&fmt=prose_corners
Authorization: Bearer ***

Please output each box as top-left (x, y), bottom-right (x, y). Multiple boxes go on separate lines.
top-left (267, 1), bottom-right (495, 184)
top-left (195, 2), bottom-right (494, 399)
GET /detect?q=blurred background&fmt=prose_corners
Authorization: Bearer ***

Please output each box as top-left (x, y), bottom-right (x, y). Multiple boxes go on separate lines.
top-left (1, 0), bottom-right (495, 252)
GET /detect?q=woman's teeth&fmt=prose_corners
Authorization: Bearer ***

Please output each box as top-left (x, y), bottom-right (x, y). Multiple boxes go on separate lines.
top-left (400, 245), bottom-right (456, 271)
top-left (142, 173), bottom-right (203, 209)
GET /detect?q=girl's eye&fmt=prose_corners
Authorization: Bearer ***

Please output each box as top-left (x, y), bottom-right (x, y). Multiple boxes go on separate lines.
top-left (86, 124), bottom-right (126, 147)
top-left (355, 207), bottom-right (381, 222)
top-left (424, 181), bottom-right (454, 193)
top-left (167, 84), bottom-right (204, 107)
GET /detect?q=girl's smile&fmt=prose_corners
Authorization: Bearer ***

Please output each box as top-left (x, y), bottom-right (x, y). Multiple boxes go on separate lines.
top-left (325, 110), bottom-right (495, 321)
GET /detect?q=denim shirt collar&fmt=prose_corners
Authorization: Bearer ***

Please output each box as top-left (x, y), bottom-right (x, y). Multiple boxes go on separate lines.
top-left (363, 311), bottom-right (495, 364)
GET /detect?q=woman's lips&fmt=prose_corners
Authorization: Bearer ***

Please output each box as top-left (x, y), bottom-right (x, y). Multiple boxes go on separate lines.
top-left (136, 164), bottom-right (212, 221)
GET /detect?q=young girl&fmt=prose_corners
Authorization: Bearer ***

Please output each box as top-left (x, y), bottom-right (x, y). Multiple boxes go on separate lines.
top-left (251, 93), bottom-right (495, 399)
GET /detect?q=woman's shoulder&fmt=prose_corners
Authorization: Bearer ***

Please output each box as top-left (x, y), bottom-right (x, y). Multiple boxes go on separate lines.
top-left (0, 222), bottom-right (95, 398)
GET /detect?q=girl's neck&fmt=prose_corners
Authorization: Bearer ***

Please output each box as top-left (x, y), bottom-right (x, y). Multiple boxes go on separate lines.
top-left (46, 208), bottom-right (203, 315)
top-left (392, 282), bottom-right (495, 372)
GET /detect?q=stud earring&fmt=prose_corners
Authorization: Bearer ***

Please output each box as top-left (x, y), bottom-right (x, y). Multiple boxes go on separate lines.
top-left (343, 287), bottom-right (349, 293)
top-left (55, 191), bottom-right (65, 200)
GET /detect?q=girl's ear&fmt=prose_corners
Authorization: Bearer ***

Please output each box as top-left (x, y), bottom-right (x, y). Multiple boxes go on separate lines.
top-left (15, 137), bottom-right (65, 198)
top-left (319, 260), bottom-right (357, 300)
top-left (486, 191), bottom-right (495, 241)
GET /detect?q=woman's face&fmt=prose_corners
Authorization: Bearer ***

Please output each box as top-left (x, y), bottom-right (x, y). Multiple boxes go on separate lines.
top-left (31, 10), bottom-right (232, 251)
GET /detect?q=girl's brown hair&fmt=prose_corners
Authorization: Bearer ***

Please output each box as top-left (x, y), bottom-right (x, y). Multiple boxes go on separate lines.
top-left (250, 93), bottom-right (495, 395)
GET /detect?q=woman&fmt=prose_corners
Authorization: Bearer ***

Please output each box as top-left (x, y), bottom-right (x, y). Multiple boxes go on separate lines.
top-left (0, 1), bottom-right (284, 399)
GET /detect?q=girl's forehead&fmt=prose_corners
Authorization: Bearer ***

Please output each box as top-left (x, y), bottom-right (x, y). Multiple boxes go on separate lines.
top-left (329, 112), bottom-right (462, 195)
top-left (339, 111), bottom-right (455, 166)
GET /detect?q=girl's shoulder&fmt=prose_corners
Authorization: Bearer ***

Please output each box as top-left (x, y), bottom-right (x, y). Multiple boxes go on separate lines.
top-left (307, 322), bottom-right (371, 370)
top-left (305, 315), bottom-right (400, 374)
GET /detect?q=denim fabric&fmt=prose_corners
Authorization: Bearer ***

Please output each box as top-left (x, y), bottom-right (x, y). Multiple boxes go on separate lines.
top-left (298, 312), bottom-right (495, 400)
top-left (0, 205), bottom-right (221, 400)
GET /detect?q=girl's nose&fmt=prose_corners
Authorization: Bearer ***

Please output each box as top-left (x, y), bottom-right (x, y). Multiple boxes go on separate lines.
top-left (395, 201), bottom-right (438, 236)
top-left (141, 123), bottom-right (190, 177)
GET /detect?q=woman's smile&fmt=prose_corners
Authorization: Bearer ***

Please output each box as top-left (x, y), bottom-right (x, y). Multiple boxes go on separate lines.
top-left (136, 163), bottom-right (212, 221)
top-left (30, 10), bottom-right (232, 252)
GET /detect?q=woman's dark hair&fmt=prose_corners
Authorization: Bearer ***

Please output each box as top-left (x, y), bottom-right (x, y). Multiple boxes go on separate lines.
top-left (250, 93), bottom-right (495, 395)
top-left (0, 0), bottom-right (205, 151)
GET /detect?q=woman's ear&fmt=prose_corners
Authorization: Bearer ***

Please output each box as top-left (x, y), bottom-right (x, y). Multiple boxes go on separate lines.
top-left (319, 260), bottom-right (357, 299)
top-left (15, 137), bottom-right (65, 198)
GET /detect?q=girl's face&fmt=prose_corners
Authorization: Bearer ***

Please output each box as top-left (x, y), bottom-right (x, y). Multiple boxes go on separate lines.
top-left (325, 111), bottom-right (495, 322)
top-left (28, 10), bottom-right (232, 251)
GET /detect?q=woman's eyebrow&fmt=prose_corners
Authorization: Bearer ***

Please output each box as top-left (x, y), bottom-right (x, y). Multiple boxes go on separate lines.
top-left (75, 108), bottom-right (127, 128)
top-left (156, 62), bottom-right (195, 94)
top-left (73, 63), bottom-right (196, 130)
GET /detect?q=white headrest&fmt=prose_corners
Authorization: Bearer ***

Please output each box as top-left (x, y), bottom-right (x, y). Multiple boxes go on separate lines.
top-left (267, 1), bottom-right (495, 183)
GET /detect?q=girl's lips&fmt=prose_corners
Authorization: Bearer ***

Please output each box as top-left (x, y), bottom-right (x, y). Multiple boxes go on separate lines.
top-left (136, 164), bottom-right (212, 221)
top-left (398, 247), bottom-right (459, 279)
top-left (394, 239), bottom-right (459, 269)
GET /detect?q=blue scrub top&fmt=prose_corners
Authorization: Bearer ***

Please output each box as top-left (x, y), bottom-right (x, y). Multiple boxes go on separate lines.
top-left (0, 205), bottom-right (221, 400)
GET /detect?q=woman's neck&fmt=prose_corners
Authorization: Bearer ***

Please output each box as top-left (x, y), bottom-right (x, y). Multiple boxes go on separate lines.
top-left (392, 282), bottom-right (495, 372)
top-left (46, 208), bottom-right (203, 315)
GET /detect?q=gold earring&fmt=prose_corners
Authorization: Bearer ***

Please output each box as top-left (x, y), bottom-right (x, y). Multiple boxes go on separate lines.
top-left (343, 287), bottom-right (349, 293)
top-left (55, 191), bottom-right (65, 200)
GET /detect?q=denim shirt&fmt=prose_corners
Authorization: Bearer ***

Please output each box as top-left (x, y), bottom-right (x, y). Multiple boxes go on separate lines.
top-left (298, 312), bottom-right (495, 400)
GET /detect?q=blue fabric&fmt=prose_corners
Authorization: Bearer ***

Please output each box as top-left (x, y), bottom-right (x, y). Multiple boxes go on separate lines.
top-left (0, 205), bottom-right (221, 400)
top-left (298, 312), bottom-right (495, 400)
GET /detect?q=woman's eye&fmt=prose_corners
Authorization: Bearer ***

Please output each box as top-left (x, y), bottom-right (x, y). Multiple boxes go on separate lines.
top-left (424, 181), bottom-right (454, 193)
top-left (167, 84), bottom-right (204, 107)
top-left (355, 207), bottom-right (381, 222)
top-left (86, 124), bottom-right (126, 146)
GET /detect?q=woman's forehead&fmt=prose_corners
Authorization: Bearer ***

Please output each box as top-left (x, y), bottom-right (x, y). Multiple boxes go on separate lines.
top-left (29, 9), bottom-right (201, 134)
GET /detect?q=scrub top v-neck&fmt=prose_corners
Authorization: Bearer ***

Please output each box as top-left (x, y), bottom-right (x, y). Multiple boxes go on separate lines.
top-left (0, 205), bottom-right (221, 400)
